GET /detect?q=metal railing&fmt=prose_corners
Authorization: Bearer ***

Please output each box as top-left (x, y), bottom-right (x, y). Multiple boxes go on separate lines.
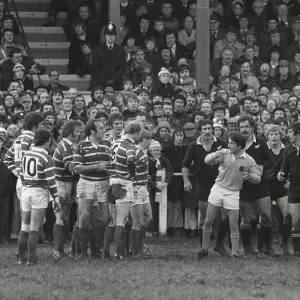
top-left (10, 0), bottom-right (42, 83)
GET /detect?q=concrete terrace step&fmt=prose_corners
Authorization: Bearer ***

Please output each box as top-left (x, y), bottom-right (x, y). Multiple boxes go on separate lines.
top-left (12, 12), bottom-right (66, 26)
top-left (8, 0), bottom-right (51, 12)
top-left (29, 42), bottom-right (69, 59)
top-left (24, 27), bottom-right (66, 42)
top-left (35, 58), bottom-right (68, 74)
top-left (33, 74), bottom-right (91, 91)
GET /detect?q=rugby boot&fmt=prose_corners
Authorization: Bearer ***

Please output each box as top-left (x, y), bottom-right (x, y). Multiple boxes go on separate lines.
top-left (213, 243), bottom-right (228, 256)
top-left (261, 226), bottom-right (279, 257)
top-left (240, 228), bottom-right (252, 255)
top-left (197, 249), bottom-right (208, 260)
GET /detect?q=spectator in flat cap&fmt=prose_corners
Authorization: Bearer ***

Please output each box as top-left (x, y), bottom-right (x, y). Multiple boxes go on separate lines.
top-left (275, 59), bottom-right (296, 91)
top-left (183, 122), bottom-right (197, 143)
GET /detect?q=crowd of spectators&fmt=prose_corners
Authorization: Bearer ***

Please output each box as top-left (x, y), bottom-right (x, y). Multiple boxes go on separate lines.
top-left (1, 0), bottom-right (300, 244)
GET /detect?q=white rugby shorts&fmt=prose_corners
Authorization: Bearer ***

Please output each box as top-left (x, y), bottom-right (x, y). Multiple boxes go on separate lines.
top-left (208, 184), bottom-right (239, 210)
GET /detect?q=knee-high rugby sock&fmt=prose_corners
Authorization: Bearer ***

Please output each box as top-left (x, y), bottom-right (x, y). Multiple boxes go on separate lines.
top-left (103, 226), bottom-right (114, 255)
top-left (79, 228), bottom-right (90, 256)
top-left (18, 231), bottom-right (29, 262)
top-left (130, 229), bottom-right (140, 255)
top-left (230, 234), bottom-right (240, 255)
top-left (27, 231), bottom-right (40, 263)
top-left (114, 226), bottom-right (123, 257)
top-left (89, 229), bottom-right (97, 256)
top-left (122, 227), bottom-right (130, 256)
top-left (53, 224), bottom-right (65, 253)
top-left (202, 227), bottom-right (212, 250)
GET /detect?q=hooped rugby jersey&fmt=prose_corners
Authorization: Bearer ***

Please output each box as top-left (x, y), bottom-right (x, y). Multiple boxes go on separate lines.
top-left (133, 145), bottom-right (148, 186)
top-left (53, 138), bottom-right (75, 182)
top-left (73, 137), bottom-right (111, 181)
top-left (20, 146), bottom-right (58, 198)
top-left (110, 138), bottom-right (137, 179)
top-left (4, 130), bottom-right (35, 177)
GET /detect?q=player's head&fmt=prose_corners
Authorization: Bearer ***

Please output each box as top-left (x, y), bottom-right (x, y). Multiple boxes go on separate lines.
top-left (237, 115), bottom-right (256, 138)
top-left (124, 121), bottom-right (142, 142)
top-left (138, 129), bottom-right (152, 148)
top-left (23, 112), bottom-right (44, 132)
top-left (61, 119), bottom-right (83, 142)
top-left (34, 128), bottom-right (51, 147)
top-left (289, 122), bottom-right (300, 144)
top-left (229, 132), bottom-right (246, 153)
top-left (84, 120), bottom-right (105, 141)
top-left (108, 113), bottom-right (124, 135)
top-left (199, 119), bottom-right (213, 139)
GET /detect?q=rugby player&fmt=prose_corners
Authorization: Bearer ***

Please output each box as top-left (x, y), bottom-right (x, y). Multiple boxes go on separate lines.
top-left (238, 116), bottom-right (278, 257)
top-left (182, 119), bottom-right (227, 251)
top-left (107, 121), bottom-right (142, 260)
top-left (52, 120), bottom-right (83, 259)
top-left (104, 113), bottom-right (124, 142)
top-left (197, 132), bottom-right (261, 259)
top-left (18, 129), bottom-right (60, 265)
top-left (131, 129), bottom-right (153, 257)
top-left (278, 122), bottom-right (300, 256)
top-left (73, 120), bottom-right (111, 259)
top-left (265, 125), bottom-right (290, 255)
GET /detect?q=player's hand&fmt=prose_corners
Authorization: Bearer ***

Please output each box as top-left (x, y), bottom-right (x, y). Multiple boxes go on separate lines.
top-left (277, 172), bottom-right (286, 182)
top-left (242, 172), bottom-right (251, 180)
top-left (214, 151), bottom-right (223, 163)
top-left (52, 198), bottom-right (61, 213)
top-left (12, 169), bottom-right (18, 177)
top-left (184, 180), bottom-right (192, 193)
top-left (156, 183), bottom-right (164, 191)
top-left (95, 162), bottom-right (111, 171)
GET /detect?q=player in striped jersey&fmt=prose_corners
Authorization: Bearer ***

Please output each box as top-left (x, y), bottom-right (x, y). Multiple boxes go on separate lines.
top-left (105, 121), bottom-right (142, 260)
top-left (4, 112), bottom-right (44, 199)
top-left (52, 120), bottom-right (83, 259)
top-left (130, 129), bottom-right (153, 257)
top-left (18, 129), bottom-right (60, 265)
top-left (73, 120), bottom-right (111, 259)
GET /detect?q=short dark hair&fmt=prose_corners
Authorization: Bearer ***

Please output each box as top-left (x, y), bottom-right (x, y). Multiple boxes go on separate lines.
top-left (229, 132), bottom-right (246, 149)
top-left (199, 119), bottom-right (213, 131)
top-left (84, 120), bottom-right (104, 137)
top-left (8, 47), bottom-right (22, 58)
top-left (34, 128), bottom-right (51, 146)
top-left (251, 98), bottom-right (262, 106)
top-left (23, 112), bottom-right (44, 130)
top-left (139, 13), bottom-right (150, 23)
top-left (11, 102), bottom-right (24, 112)
top-left (2, 28), bottom-right (14, 36)
top-left (41, 102), bottom-right (54, 112)
top-left (62, 119), bottom-right (83, 138)
top-left (108, 113), bottom-right (124, 126)
top-left (291, 122), bottom-right (300, 135)
top-left (237, 115), bottom-right (256, 128)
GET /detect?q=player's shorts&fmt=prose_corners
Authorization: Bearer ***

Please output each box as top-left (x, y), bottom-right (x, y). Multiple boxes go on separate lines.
top-left (77, 178), bottom-right (109, 203)
top-left (132, 185), bottom-right (150, 207)
top-left (109, 178), bottom-right (134, 203)
top-left (57, 181), bottom-right (76, 204)
top-left (268, 180), bottom-right (287, 201)
top-left (240, 178), bottom-right (270, 202)
top-left (288, 184), bottom-right (300, 204)
top-left (197, 182), bottom-right (214, 202)
top-left (21, 187), bottom-right (50, 211)
top-left (208, 184), bottom-right (239, 210)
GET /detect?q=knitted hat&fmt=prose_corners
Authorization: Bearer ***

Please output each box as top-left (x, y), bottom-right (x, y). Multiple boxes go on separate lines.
top-left (157, 121), bottom-right (171, 132)
top-left (158, 67), bottom-right (171, 78)
top-left (149, 139), bottom-right (162, 150)
top-left (13, 63), bottom-right (25, 72)
top-left (0, 127), bottom-right (7, 136)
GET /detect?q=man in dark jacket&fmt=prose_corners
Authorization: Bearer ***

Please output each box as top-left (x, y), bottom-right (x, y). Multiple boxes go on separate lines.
top-left (91, 23), bottom-right (126, 90)
top-left (0, 47), bottom-right (46, 91)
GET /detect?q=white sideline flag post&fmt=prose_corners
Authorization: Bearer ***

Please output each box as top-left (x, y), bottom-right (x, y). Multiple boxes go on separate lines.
top-left (155, 169), bottom-right (167, 235)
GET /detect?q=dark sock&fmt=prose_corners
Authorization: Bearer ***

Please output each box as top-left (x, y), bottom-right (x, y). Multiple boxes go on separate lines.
top-left (72, 224), bottom-right (81, 255)
top-left (198, 228), bottom-right (203, 248)
top-left (256, 224), bottom-right (263, 252)
top-left (122, 227), bottom-right (130, 256)
top-left (240, 228), bottom-right (251, 251)
top-left (53, 224), bottom-right (65, 252)
top-left (261, 225), bottom-right (272, 249)
top-left (89, 229), bottom-right (97, 257)
top-left (139, 225), bottom-right (147, 250)
top-left (103, 226), bottom-right (115, 255)
top-left (27, 231), bottom-right (40, 263)
top-left (282, 223), bottom-right (291, 245)
top-left (96, 226), bottom-right (105, 253)
top-left (18, 231), bottom-right (29, 262)
top-left (292, 236), bottom-right (300, 252)
top-left (114, 226), bottom-right (123, 257)
top-left (130, 229), bottom-right (140, 255)
top-left (79, 228), bottom-right (90, 256)
top-left (215, 218), bottom-right (229, 246)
